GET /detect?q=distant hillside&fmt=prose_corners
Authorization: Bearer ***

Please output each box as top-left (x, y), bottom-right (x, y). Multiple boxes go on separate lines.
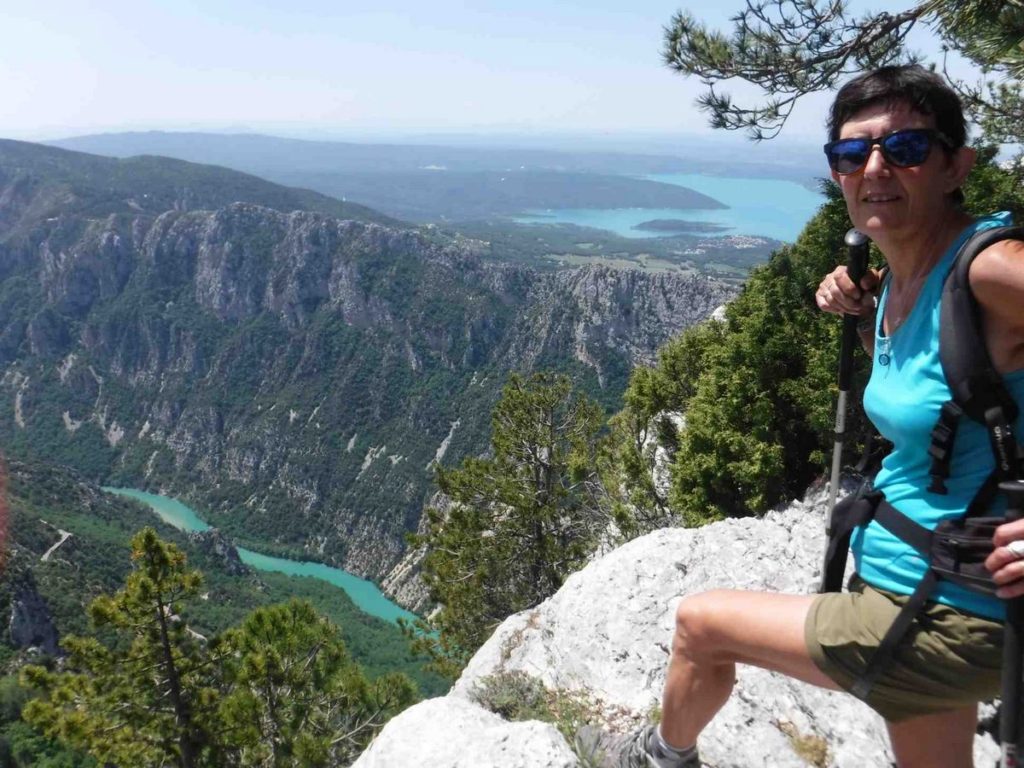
top-left (47, 132), bottom-right (728, 222)
top-left (47, 130), bottom-right (716, 175)
top-left (0, 138), bottom-right (396, 238)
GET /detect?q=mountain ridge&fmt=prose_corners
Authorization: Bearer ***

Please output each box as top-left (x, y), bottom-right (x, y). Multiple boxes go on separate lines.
top-left (44, 132), bottom-right (737, 222)
top-left (0, 138), bottom-right (397, 239)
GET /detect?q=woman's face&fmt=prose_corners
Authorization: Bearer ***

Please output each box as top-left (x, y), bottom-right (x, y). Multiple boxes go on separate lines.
top-left (831, 100), bottom-right (972, 242)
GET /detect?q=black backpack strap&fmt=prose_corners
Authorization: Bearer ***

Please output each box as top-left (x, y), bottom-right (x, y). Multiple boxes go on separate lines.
top-left (851, 570), bottom-right (938, 701)
top-left (847, 498), bottom-right (936, 700)
top-left (940, 225), bottom-right (1024, 423)
top-left (820, 488), bottom-right (882, 593)
top-left (966, 471), bottom-right (1002, 517)
top-left (928, 225), bottom-right (1024, 494)
top-left (985, 405), bottom-right (1024, 483)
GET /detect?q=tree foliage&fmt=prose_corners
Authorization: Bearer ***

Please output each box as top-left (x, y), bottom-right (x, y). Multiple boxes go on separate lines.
top-left (613, 192), bottom-right (863, 523)
top-left (599, 321), bottom-right (727, 533)
top-left (662, 0), bottom-right (1024, 142)
top-left (19, 530), bottom-right (415, 768)
top-left (409, 372), bottom-right (610, 674)
top-left (215, 600), bottom-right (416, 767)
top-left (22, 528), bottom-right (218, 767)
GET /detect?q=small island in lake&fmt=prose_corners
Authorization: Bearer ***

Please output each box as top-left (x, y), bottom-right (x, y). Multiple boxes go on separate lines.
top-left (633, 218), bottom-right (731, 234)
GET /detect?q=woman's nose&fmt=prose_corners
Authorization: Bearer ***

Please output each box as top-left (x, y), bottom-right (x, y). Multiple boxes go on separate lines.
top-left (862, 145), bottom-right (890, 178)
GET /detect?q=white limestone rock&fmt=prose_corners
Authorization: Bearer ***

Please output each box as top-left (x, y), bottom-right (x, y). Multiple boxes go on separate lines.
top-left (356, 484), bottom-right (1000, 766)
top-left (351, 696), bottom-right (576, 768)
top-left (445, 483), bottom-right (996, 767)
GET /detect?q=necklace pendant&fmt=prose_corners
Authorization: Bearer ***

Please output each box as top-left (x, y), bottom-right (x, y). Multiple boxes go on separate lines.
top-left (878, 335), bottom-right (892, 367)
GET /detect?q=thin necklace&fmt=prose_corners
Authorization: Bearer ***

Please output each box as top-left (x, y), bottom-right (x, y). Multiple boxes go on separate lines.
top-left (885, 275), bottom-right (924, 334)
top-left (885, 248), bottom-right (942, 335)
top-left (878, 266), bottom-right (929, 367)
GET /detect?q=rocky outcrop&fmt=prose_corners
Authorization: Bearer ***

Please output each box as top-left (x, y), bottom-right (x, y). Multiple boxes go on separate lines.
top-left (355, 486), bottom-right (1000, 767)
top-left (8, 572), bottom-right (60, 657)
top-left (187, 529), bottom-right (248, 576)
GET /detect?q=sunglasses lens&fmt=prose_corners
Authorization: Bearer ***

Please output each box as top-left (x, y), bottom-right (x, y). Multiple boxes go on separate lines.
top-left (825, 130), bottom-right (939, 174)
top-left (882, 130), bottom-right (932, 167)
top-left (827, 139), bottom-right (870, 174)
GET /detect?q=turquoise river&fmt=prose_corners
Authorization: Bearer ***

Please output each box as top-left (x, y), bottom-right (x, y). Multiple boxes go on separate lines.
top-left (103, 488), bottom-right (418, 626)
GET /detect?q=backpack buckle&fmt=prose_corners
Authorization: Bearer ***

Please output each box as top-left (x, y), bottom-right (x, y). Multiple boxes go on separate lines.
top-left (927, 401), bottom-right (964, 495)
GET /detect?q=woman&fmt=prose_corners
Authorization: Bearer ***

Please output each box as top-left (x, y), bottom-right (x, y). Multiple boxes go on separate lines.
top-left (592, 65), bottom-right (1024, 768)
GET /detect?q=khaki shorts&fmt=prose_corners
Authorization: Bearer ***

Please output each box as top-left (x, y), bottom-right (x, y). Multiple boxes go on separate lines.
top-left (805, 575), bottom-right (1004, 722)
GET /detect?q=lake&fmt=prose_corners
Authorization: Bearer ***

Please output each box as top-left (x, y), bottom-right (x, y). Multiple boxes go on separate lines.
top-left (515, 172), bottom-right (824, 243)
top-left (103, 487), bottom-right (419, 626)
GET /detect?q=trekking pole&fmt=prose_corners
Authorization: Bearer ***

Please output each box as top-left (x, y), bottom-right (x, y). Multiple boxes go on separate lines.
top-left (819, 229), bottom-right (869, 593)
top-left (1000, 478), bottom-right (1024, 768)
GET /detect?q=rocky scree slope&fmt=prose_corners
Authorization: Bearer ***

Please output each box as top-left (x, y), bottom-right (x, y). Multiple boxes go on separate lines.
top-left (0, 141), bottom-right (737, 598)
top-left (355, 485), bottom-right (1001, 768)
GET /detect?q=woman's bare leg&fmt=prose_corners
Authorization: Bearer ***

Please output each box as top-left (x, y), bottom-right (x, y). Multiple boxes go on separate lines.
top-left (886, 706), bottom-right (977, 768)
top-left (659, 589), bottom-right (841, 749)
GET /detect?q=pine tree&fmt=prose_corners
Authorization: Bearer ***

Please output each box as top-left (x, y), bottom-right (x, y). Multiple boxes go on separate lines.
top-left (21, 528), bottom-right (221, 768)
top-left (410, 372), bottom-right (609, 672)
top-left (662, 0), bottom-right (1024, 143)
top-left (215, 599), bottom-right (416, 767)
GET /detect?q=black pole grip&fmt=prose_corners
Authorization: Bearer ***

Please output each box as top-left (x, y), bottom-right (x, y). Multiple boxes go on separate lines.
top-left (1001, 480), bottom-right (1024, 767)
top-left (838, 229), bottom-right (870, 390)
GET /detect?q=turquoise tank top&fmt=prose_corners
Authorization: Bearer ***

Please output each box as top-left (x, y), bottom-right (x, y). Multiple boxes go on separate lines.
top-left (858, 212), bottom-right (1024, 620)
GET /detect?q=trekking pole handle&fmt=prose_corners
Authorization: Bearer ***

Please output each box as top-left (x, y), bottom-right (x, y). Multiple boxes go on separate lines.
top-left (1000, 479), bottom-right (1024, 768)
top-left (1003, 481), bottom-right (1024, 523)
top-left (839, 229), bottom-right (870, 389)
top-left (1004, 482), bottom-right (1024, 565)
top-left (844, 228), bottom-right (870, 282)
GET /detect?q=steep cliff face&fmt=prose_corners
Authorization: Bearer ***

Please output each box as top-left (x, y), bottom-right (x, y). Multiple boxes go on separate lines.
top-left (0, 143), bottom-right (737, 592)
top-left (355, 486), bottom-right (1001, 768)
top-left (7, 571), bottom-right (60, 657)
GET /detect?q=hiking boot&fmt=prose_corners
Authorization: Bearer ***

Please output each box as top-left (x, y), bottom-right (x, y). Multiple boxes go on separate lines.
top-left (574, 723), bottom-right (699, 768)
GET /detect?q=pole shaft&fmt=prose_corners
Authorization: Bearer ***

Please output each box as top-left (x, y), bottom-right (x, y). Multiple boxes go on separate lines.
top-left (819, 229), bottom-right (870, 593)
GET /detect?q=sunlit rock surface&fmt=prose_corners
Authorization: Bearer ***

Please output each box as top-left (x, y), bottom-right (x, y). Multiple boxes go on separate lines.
top-left (358, 485), bottom-right (1000, 767)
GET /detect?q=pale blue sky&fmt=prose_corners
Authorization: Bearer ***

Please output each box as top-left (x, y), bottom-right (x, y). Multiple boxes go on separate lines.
top-left (1, 0), bottom-right (956, 144)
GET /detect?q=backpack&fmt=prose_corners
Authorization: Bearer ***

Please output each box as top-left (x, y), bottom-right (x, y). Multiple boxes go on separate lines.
top-left (821, 225), bottom-right (1024, 700)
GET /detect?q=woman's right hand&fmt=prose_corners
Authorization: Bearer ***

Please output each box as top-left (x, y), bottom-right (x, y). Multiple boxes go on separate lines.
top-left (815, 266), bottom-right (880, 317)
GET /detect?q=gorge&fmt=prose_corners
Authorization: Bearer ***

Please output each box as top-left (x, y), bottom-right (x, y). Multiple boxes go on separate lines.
top-left (0, 138), bottom-right (736, 608)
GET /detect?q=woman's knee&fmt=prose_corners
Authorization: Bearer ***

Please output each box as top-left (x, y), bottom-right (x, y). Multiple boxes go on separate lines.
top-left (672, 590), bottom-right (736, 663)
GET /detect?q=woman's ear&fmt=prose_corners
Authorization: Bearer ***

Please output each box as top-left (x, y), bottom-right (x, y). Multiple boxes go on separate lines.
top-left (946, 146), bottom-right (977, 194)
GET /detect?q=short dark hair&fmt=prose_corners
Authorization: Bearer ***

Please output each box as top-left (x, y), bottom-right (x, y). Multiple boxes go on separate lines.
top-left (828, 65), bottom-right (968, 203)
top-left (827, 65), bottom-right (967, 147)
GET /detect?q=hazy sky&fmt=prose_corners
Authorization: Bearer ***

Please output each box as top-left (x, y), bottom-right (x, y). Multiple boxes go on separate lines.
top-left (1, 0), bottom-right (957, 145)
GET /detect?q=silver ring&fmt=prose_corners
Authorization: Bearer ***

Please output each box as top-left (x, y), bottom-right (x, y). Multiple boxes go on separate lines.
top-left (1007, 541), bottom-right (1024, 559)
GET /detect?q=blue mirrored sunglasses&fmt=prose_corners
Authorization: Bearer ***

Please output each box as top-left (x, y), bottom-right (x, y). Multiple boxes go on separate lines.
top-left (823, 128), bottom-right (955, 175)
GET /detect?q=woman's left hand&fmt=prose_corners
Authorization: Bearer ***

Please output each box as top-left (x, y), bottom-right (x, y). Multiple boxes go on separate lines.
top-left (986, 519), bottom-right (1024, 599)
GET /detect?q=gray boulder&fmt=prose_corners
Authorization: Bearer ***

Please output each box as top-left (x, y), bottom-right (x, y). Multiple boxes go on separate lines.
top-left (353, 696), bottom-right (577, 768)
